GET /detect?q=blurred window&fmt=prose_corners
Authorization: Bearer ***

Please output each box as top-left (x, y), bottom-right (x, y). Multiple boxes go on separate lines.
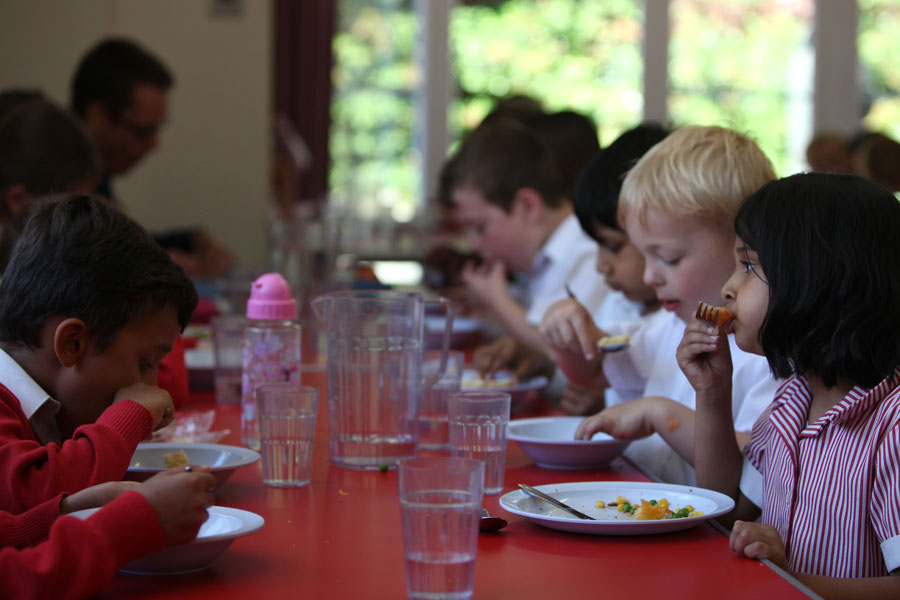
top-left (449, 0), bottom-right (643, 147)
top-left (859, 0), bottom-right (900, 140)
top-left (330, 0), bottom-right (420, 221)
top-left (668, 0), bottom-right (815, 175)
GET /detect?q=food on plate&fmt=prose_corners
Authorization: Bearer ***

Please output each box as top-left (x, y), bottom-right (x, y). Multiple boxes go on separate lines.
top-left (162, 449), bottom-right (190, 469)
top-left (461, 373), bottom-right (518, 389)
top-left (605, 496), bottom-right (702, 520)
top-left (596, 334), bottom-right (630, 351)
top-left (695, 302), bottom-right (734, 328)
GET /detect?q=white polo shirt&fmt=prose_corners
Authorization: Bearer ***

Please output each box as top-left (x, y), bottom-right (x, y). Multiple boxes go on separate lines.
top-left (524, 214), bottom-right (608, 325)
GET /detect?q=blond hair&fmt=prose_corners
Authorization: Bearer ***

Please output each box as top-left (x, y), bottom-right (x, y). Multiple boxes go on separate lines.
top-left (619, 125), bottom-right (775, 226)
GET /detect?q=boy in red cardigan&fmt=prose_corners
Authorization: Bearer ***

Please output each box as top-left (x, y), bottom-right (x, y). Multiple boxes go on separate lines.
top-left (0, 194), bottom-right (199, 513)
top-left (2, 466), bottom-right (216, 599)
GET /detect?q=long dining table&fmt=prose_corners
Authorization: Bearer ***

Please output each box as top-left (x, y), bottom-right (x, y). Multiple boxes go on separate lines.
top-left (100, 366), bottom-right (818, 599)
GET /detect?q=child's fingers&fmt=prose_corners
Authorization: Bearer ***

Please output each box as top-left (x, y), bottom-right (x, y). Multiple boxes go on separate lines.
top-left (741, 541), bottom-right (772, 561)
top-left (575, 325), bottom-right (597, 360)
top-left (574, 414), bottom-right (609, 440)
top-left (729, 520), bottom-right (760, 555)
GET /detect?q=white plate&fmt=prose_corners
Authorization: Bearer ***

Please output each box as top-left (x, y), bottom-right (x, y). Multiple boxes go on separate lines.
top-left (425, 316), bottom-right (483, 347)
top-left (425, 315), bottom-right (481, 335)
top-left (127, 442), bottom-right (260, 489)
top-left (499, 481), bottom-right (734, 535)
top-left (508, 417), bottom-right (631, 469)
top-left (460, 369), bottom-right (548, 394)
top-left (70, 505), bottom-right (264, 575)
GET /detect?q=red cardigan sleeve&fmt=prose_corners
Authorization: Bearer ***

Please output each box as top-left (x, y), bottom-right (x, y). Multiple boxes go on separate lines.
top-left (0, 388), bottom-right (153, 514)
top-left (0, 491), bottom-right (166, 600)
top-left (0, 494), bottom-right (62, 548)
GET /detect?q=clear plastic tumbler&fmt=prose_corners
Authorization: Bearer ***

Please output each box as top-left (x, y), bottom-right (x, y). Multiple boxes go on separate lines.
top-left (399, 456), bottom-right (483, 600)
top-left (256, 383), bottom-right (318, 487)
top-left (448, 391), bottom-right (511, 495)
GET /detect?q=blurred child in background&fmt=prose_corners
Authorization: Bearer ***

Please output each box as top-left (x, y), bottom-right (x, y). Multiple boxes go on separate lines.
top-left (441, 121), bottom-right (608, 360)
top-left (541, 123), bottom-right (667, 415)
top-left (0, 95), bottom-right (98, 271)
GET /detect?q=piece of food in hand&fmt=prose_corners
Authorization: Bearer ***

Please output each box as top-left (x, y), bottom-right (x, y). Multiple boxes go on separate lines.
top-left (695, 302), bottom-right (734, 327)
top-left (162, 449), bottom-right (189, 469)
top-left (596, 334), bottom-right (630, 352)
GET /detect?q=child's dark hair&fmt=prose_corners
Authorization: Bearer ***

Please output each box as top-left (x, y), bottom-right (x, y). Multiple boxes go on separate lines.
top-left (573, 122), bottom-right (669, 241)
top-left (525, 110), bottom-right (600, 193)
top-left (735, 173), bottom-right (900, 388)
top-left (0, 195), bottom-right (198, 352)
top-left (447, 121), bottom-right (567, 211)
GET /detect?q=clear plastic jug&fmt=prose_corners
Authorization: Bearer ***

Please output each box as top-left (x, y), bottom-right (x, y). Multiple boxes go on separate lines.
top-left (310, 290), bottom-right (453, 469)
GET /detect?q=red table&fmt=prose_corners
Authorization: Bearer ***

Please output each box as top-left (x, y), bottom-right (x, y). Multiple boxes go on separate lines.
top-left (101, 369), bottom-right (817, 599)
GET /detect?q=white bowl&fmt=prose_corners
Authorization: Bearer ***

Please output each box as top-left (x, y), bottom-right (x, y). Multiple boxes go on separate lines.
top-left (126, 442), bottom-right (260, 489)
top-left (70, 505), bottom-right (264, 574)
top-left (507, 416), bottom-right (631, 469)
top-left (460, 369), bottom-right (549, 415)
top-left (425, 315), bottom-right (482, 347)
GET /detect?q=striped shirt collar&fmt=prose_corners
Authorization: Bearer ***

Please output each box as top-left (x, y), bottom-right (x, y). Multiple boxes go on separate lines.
top-left (774, 369), bottom-right (900, 437)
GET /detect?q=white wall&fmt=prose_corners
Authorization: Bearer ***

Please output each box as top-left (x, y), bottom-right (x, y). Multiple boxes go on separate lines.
top-left (0, 0), bottom-right (272, 269)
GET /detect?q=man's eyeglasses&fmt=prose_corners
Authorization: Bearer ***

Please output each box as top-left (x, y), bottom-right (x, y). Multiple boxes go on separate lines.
top-left (114, 116), bottom-right (165, 141)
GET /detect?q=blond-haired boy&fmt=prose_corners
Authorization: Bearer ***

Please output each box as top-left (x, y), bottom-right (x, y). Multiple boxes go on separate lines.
top-left (544, 126), bottom-right (778, 484)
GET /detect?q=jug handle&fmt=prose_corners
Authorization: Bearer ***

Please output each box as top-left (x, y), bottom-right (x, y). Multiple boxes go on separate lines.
top-left (309, 294), bottom-right (330, 322)
top-left (421, 296), bottom-right (455, 390)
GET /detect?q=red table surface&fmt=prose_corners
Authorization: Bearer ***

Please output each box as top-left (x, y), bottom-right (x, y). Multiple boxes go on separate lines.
top-left (101, 369), bottom-right (815, 599)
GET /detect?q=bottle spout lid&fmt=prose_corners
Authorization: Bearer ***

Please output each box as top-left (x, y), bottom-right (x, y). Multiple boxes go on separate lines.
top-left (246, 273), bottom-right (297, 320)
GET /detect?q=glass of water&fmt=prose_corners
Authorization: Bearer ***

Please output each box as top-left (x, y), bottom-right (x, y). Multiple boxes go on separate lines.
top-left (399, 456), bottom-right (484, 600)
top-left (418, 350), bottom-right (465, 451)
top-left (448, 391), bottom-right (511, 495)
top-left (256, 383), bottom-right (318, 487)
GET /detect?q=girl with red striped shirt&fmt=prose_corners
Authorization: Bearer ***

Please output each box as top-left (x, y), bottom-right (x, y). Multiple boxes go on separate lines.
top-left (678, 173), bottom-right (900, 598)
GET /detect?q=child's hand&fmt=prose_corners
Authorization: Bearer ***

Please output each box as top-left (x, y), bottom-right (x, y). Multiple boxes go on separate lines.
top-left (539, 298), bottom-right (604, 359)
top-left (60, 480), bottom-right (141, 514)
top-left (729, 521), bottom-right (788, 571)
top-left (472, 337), bottom-right (520, 378)
top-left (676, 319), bottom-right (734, 397)
top-left (114, 383), bottom-right (175, 431)
top-left (461, 260), bottom-right (509, 309)
top-left (137, 467), bottom-right (217, 546)
top-left (559, 383), bottom-right (605, 416)
top-left (574, 396), bottom-right (665, 440)
top-left (472, 337), bottom-right (554, 381)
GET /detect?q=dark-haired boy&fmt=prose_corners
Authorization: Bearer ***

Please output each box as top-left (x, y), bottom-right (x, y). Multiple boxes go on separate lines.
top-left (442, 122), bottom-right (608, 357)
top-left (0, 194), bottom-right (198, 513)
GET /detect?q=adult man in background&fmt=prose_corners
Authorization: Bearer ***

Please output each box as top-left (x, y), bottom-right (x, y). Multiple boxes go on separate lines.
top-left (70, 38), bottom-right (232, 279)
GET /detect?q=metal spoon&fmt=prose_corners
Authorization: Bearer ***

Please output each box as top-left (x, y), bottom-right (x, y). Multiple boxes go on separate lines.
top-left (479, 507), bottom-right (508, 532)
top-left (518, 484), bottom-right (596, 520)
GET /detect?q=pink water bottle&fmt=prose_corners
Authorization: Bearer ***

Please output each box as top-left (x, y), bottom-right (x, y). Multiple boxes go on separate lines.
top-left (241, 273), bottom-right (301, 449)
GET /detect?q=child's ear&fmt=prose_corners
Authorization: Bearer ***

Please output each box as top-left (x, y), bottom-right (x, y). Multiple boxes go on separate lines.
top-left (3, 184), bottom-right (30, 219)
top-left (53, 318), bottom-right (91, 367)
top-left (510, 187), bottom-right (546, 222)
